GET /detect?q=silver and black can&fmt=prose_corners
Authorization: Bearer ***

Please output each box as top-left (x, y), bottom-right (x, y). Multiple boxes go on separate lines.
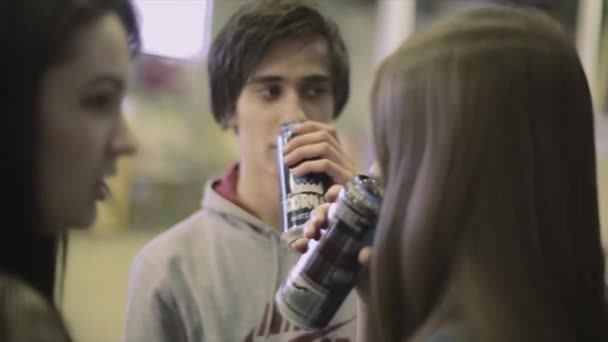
top-left (277, 121), bottom-right (331, 247)
top-left (275, 174), bottom-right (383, 330)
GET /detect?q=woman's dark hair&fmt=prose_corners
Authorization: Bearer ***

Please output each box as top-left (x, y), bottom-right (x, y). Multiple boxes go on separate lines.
top-left (0, 0), bottom-right (140, 304)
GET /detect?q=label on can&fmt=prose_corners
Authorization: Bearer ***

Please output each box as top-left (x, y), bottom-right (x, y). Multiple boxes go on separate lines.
top-left (283, 173), bottom-right (326, 228)
top-left (275, 238), bottom-right (328, 330)
top-left (277, 121), bottom-right (329, 246)
top-left (276, 175), bottom-right (383, 329)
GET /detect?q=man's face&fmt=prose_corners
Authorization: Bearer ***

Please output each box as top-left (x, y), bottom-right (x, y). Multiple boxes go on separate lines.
top-left (231, 36), bottom-right (334, 178)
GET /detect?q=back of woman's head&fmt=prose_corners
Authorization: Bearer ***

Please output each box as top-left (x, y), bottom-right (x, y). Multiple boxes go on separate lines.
top-left (0, 0), bottom-right (139, 302)
top-left (371, 5), bottom-right (605, 341)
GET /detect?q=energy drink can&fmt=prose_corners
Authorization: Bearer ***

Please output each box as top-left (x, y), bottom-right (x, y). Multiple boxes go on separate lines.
top-left (277, 121), bottom-right (331, 247)
top-left (275, 175), bottom-right (383, 330)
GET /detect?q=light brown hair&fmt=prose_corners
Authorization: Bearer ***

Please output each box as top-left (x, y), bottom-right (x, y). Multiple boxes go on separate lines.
top-left (371, 5), bottom-right (606, 341)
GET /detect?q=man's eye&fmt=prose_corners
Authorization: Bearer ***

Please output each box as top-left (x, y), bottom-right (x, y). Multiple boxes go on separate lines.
top-left (303, 85), bottom-right (328, 98)
top-left (260, 85), bottom-right (281, 100)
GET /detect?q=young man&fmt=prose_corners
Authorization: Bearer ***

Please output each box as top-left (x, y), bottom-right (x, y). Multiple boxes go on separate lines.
top-left (123, 1), bottom-right (358, 341)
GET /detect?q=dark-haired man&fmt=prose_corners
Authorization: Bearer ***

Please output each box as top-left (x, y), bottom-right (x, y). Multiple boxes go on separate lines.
top-left (124, 1), bottom-right (357, 341)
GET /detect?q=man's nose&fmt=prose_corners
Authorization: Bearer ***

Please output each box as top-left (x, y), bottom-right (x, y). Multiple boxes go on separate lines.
top-left (279, 89), bottom-right (308, 124)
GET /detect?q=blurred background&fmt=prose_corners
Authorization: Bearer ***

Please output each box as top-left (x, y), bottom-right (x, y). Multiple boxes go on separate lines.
top-left (60, 0), bottom-right (608, 341)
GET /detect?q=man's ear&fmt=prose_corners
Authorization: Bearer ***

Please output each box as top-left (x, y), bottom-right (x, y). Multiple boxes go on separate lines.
top-left (222, 113), bottom-right (238, 134)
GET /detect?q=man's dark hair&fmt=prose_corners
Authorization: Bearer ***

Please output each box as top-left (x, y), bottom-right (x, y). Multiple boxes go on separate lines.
top-left (208, 0), bottom-right (350, 126)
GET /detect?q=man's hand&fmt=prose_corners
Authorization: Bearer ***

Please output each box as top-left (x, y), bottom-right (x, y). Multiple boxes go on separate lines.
top-left (282, 121), bottom-right (355, 185)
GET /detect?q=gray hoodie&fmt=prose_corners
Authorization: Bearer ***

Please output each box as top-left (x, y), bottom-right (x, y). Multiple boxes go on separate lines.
top-left (123, 180), bottom-right (357, 342)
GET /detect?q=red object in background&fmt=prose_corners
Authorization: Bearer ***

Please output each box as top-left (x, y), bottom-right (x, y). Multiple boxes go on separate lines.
top-left (139, 57), bottom-right (181, 93)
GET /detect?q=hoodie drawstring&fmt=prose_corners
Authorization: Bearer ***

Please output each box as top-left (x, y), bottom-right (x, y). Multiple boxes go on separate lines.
top-left (265, 233), bottom-right (282, 337)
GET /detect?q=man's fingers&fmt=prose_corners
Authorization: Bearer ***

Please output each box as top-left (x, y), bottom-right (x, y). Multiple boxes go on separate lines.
top-left (290, 237), bottom-right (310, 253)
top-left (358, 246), bottom-right (372, 267)
top-left (325, 184), bottom-right (342, 202)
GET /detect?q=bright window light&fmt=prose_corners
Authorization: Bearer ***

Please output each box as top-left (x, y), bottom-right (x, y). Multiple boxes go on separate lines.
top-left (133, 0), bottom-right (212, 60)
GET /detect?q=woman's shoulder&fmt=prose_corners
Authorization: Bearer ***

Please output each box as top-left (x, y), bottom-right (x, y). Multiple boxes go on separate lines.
top-left (0, 272), bottom-right (72, 342)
